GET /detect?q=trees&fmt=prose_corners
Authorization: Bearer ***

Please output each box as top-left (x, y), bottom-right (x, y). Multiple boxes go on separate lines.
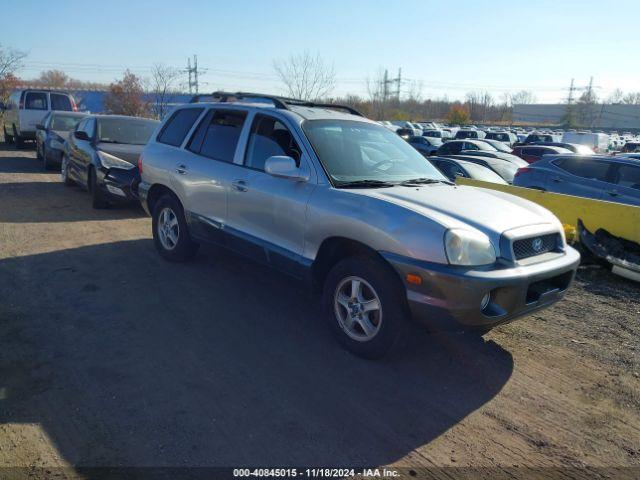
top-left (103, 70), bottom-right (149, 117)
top-left (149, 63), bottom-right (182, 119)
top-left (273, 52), bottom-right (335, 101)
top-left (446, 104), bottom-right (470, 125)
top-left (35, 70), bottom-right (69, 88)
top-left (0, 44), bottom-right (26, 104)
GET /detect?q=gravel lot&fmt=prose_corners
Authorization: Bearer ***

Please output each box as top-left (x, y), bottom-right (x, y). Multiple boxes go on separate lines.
top-left (0, 145), bottom-right (638, 477)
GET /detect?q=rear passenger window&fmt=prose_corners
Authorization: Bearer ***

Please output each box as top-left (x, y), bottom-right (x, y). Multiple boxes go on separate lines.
top-left (615, 164), bottom-right (640, 189)
top-left (245, 115), bottom-right (301, 170)
top-left (25, 92), bottom-right (47, 110)
top-left (50, 93), bottom-right (72, 111)
top-left (188, 110), bottom-right (247, 163)
top-left (556, 158), bottom-right (611, 181)
top-left (157, 108), bottom-right (203, 147)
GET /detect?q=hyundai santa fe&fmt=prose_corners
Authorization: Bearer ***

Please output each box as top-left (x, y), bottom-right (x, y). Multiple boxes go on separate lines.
top-left (138, 92), bottom-right (580, 358)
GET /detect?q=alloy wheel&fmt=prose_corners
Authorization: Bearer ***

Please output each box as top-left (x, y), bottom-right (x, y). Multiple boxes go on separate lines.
top-left (334, 276), bottom-right (382, 342)
top-left (157, 207), bottom-right (180, 251)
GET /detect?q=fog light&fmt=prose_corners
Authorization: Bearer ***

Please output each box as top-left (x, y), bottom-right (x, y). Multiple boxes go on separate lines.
top-left (481, 293), bottom-right (491, 310)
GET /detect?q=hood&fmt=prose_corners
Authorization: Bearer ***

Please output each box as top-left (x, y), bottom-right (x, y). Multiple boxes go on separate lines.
top-left (353, 184), bottom-right (559, 241)
top-left (96, 143), bottom-right (144, 165)
top-left (493, 152), bottom-right (528, 167)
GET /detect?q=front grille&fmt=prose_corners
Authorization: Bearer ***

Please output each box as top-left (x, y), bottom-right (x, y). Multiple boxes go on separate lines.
top-left (512, 233), bottom-right (560, 260)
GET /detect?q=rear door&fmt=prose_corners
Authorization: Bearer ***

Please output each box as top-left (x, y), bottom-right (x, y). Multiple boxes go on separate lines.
top-left (610, 162), bottom-right (640, 206)
top-left (172, 108), bottom-right (247, 244)
top-left (225, 112), bottom-right (315, 275)
top-left (50, 93), bottom-right (73, 112)
top-left (20, 91), bottom-right (49, 134)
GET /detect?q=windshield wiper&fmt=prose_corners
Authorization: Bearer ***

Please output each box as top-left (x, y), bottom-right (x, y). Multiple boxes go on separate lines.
top-left (99, 139), bottom-right (123, 144)
top-left (399, 178), bottom-right (454, 186)
top-left (334, 179), bottom-right (396, 189)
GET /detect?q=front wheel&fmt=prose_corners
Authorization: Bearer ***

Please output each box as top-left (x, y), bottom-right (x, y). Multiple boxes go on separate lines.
top-left (61, 155), bottom-right (74, 186)
top-left (3, 127), bottom-right (13, 144)
top-left (88, 168), bottom-right (109, 209)
top-left (323, 255), bottom-right (409, 359)
top-left (13, 125), bottom-right (24, 149)
top-left (152, 194), bottom-right (199, 262)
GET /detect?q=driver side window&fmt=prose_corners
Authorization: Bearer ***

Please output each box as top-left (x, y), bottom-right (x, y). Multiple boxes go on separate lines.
top-left (244, 115), bottom-right (301, 171)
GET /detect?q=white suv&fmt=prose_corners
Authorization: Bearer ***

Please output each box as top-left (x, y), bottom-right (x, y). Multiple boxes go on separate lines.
top-left (2, 89), bottom-right (78, 148)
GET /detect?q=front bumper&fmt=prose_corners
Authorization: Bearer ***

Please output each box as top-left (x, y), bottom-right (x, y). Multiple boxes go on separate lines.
top-left (96, 167), bottom-right (140, 204)
top-left (382, 247), bottom-right (581, 331)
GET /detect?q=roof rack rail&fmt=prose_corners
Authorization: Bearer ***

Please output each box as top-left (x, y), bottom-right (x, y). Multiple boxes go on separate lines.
top-left (190, 91), bottom-right (364, 117)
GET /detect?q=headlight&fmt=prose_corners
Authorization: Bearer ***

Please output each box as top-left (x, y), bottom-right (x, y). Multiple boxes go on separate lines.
top-left (444, 229), bottom-right (496, 266)
top-left (97, 151), bottom-right (135, 170)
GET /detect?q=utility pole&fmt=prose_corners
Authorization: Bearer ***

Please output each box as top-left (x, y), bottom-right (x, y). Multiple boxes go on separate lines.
top-left (186, 55), bottom-right (200, 94)
top-left (566, 78), bottom-right (575, 105)
top-left (382, 69), bottom-right (389, 101)
top-left (396, 68), bottom-right (402, 100)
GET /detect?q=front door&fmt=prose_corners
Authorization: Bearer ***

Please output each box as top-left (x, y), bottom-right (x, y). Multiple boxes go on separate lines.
top-left (226, 113), bottom-right (315, 276)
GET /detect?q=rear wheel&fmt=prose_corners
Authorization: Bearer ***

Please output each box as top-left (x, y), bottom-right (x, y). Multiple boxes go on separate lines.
top-left (323, 255), bottom-right (409, 359)
top-left (88, 168), bottom-right (109, 209)
top-left (13, 125), bottom-right (24, 149)
top-left (152, 194), bottom-right (199, 262)
top-left (4, 127), bottom-right (14, 144)
top-left (42, 146), bottom-right (51, 170)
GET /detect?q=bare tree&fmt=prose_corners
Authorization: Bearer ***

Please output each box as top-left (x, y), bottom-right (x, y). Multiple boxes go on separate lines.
top-left (622, 92), bottom-right (640, 105)
top-left (35, 69), bottom-right (69, 88)
top-left (273, 52), bottom-right (335, 101)
top-left (365, 68), bottom-right (389, 120)
top-left (607, 88), bottom-right (624, 104)
top-left (149, 63), bottom-right (182, 119)
top-left (0, 44), bottom-right (26, 81)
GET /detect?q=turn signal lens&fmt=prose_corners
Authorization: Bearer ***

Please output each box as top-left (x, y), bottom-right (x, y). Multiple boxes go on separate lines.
top-left (406, 273), bottom-right (422, 285)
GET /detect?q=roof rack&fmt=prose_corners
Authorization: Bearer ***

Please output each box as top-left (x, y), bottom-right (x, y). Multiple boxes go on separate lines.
top-left (190, 91), bottom-right (364, 117)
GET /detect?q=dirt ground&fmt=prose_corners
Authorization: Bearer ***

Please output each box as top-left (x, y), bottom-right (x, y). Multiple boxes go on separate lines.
top-left (0, 144), bottom-right (638, 478)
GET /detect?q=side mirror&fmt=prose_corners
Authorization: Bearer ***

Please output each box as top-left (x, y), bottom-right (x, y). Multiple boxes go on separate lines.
top-left (264, 156), bottom-right (308, 181)
top-left (36, 124), bottom-right (45, 130)
top-left (74, 130), bottom-right (90, 141)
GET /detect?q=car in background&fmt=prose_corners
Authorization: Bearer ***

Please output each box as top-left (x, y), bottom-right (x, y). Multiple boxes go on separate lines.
top-left (395, 127), bottom-right (414, 139)
top-left (62, 115), bottom-right (160, 208)
top-left (621, 142), bottom-right (640, 153)
top-left (442, 154), bottom-right (519, 183)
top-left (454, 129), bottom-right (486, 140)
top-left (485, 131), bottom-right (518, 146)
top-left (514, 155), bottom-right (640, 206)
top-left (436, 139), bottom-right (526, 166)
top-left (519, 132), bottom-right (559, 145)
top-left (530, 142), bottom-right (595, 155)
top-left (1, 89), bottom-right (77, 148)
top-left (428, 157), bottom-right (508, 185)
top-left (35, 111), bottom-right (87, 170)
top-left (562, 131), bottom-right (609, 153)
top-left (407, 135), bottom-right (442, 155)
top-left (422, 129), bottom-right (452, 140)
top-left (512, 145), bottom-right (572, 164)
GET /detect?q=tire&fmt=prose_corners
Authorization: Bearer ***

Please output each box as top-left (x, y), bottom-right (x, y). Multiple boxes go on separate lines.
top-left (3, 127), bottom-right (13, 145)
top-left (152, 194), bottom-right (199, 262)
top-left (88, 167), bottom-right (109, 209)
top-left (36, 142), bottom-right (42, 160)
top-left (322, 255), bottom-right (409, 359)
top-left (42, 146), bottom-right (51, 170)
top-left (13, 125), bottom-right (24, 149)
top-left (61, 155), bottom-right (74, 186)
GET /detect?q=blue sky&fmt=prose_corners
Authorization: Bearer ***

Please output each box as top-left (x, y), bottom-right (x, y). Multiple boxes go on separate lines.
top-left (3, 0), bottom-right (639, 102)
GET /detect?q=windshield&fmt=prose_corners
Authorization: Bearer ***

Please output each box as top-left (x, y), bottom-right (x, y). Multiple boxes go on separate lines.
top-left (303, 120), bottom-right (447, 184)
top-left (487, 161), bottom-right (517, 182)
top-left (463, 162), bottom-right (508, 184)
top-left (51, 114), bottom-right (84, 132)
top-left (484, 139), bottom-right (511, 152)
top-left (97, 117), bottom-right (159, 145)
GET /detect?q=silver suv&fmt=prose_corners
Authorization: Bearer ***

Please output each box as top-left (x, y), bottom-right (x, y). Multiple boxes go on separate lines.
top-left (138, 92), bottom-right (580, 358)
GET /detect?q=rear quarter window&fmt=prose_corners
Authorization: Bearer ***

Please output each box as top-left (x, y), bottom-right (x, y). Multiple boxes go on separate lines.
top-left (50, 93), bottom-right (73, 111)
top-left (25, 92), bottom-right (48, 110)
top-left (157, 108), bottom-right (204, 147)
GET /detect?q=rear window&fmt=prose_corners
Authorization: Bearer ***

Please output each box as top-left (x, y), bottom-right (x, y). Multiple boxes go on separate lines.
top-left (25, 92), bottom-right (47, 110)
top-left (50, 93), bottom-right (73, 111)
top-left (157, 108), bottom-right (204, 147)
top-left (97, 117), bottom-right (159, 145)
top-left (188, 110), bottom-right (247, 163)
top-left (615, 164), bottom-right (640, 189)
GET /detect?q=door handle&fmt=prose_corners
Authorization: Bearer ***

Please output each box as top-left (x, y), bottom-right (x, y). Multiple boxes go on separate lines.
top-left (175, 164), bottom-right (188, 175)
top-left (552, 177), bottom-right (562, 183)
top-left (232, 180), bottom-right (248, 192)
top-left (608, 190), bottom-right (619, 197)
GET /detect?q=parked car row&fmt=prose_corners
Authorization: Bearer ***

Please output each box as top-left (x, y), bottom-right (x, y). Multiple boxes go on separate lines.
top-left (1, 89), bottom-right (583, 359)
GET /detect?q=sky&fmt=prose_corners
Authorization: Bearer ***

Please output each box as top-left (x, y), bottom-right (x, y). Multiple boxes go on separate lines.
top-left (3, 0), bottom-right (639, 103)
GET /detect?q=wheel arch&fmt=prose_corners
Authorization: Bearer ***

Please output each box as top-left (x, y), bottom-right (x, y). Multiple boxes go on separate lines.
top-left (310, 236), bottom-right (403, 293)
top-left (146, 183), bottom-right (181, 216)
